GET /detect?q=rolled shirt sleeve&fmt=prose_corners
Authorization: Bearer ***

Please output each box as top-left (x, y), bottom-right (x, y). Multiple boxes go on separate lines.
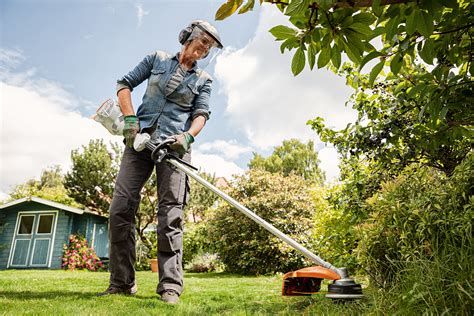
top-left (191, 79), bottom-right (212, 121)
top-left (116, 53), bottom-right (156, 94)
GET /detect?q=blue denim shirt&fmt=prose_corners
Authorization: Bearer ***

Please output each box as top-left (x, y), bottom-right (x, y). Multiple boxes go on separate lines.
top-left (117, 51), bottom-right (212, 141)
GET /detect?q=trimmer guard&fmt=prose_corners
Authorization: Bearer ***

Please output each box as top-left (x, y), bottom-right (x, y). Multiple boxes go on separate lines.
top-left (282, 266), bottom-right (340, 296)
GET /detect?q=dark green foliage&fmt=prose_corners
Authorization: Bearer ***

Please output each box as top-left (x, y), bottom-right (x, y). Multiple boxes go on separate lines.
top-left (185, 172), bottom-right (219, 223)
top-left (64, 139), bottom-right (121, 215)
top-left (355, 154), bottom-right (473, 314)
top-left (183, 221), bottom-right (214, 265)
top-left (309, 63), bottom-right (472, 176)
top-left (208, 169), bottom-right (316, 275)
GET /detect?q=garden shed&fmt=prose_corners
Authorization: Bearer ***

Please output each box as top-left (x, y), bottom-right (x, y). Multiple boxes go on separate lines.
top-left (0, 196), bottom-right (108, 269)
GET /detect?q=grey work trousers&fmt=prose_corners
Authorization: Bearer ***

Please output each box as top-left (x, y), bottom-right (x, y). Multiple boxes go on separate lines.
top-left (108, 146), bottom-right (189, 295)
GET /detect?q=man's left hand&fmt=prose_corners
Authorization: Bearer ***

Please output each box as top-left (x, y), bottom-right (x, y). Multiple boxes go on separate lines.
top-left (169, 132), bottom-right (195, 155)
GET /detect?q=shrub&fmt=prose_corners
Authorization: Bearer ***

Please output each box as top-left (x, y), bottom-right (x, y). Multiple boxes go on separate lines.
top-left (183, 221), bottom-right (213, 265)
top-left (310, 185), bottom-right (359, 271)
top-left (356, 154), bottom-right (473, 314)
top-left (208, 169), bottom-right (316, 275)
top-left (62, 234), bottom-right (104, 271)
top-left (184, 252), bottom-right (224, 273)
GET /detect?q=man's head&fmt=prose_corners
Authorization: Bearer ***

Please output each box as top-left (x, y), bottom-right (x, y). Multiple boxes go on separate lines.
top-left (179, 20), bottom-right (222, 60)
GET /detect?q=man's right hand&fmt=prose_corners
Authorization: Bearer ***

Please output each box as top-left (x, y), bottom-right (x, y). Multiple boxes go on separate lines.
top-left (123, 115), bottom-right (140, 148)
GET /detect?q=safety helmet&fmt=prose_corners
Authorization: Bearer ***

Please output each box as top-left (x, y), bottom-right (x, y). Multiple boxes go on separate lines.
top-left (179, 20), bottom-right (223, 49)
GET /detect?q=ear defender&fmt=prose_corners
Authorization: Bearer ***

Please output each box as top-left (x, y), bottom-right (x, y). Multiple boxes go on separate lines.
top-left (178, 21), bottom-right (201, 45)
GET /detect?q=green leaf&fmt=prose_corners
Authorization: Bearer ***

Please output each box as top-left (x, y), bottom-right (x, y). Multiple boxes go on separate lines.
top-left (331, 45), bottom-right (341, 69)
top-left (308, 43), bottom-right (317, 70)
top-left (343, 29), bottom-right (365, 52)
top-left (280, 37), bottom-right (299, 53)
top-left (269, 25), bottom-right (298, 40)
top-left (372, 0), bottom-right (383, 17)
top-left (348, 23), bottom-right (373, 36)
top-left (215, 0), bottom-right (244, 20)
top-left (312, 28), bottom-right (321, 42)
top-left (292, 47), bottom-right (306, 76)
top-left (438, 0), bottom-right (458, 8)
top-left (390, 53), bottom-right (403, 75)
top-left (318, 0), bottom-right (334, 11)
top-left (385, 16), bottom-right (400, 40)
top-left (416, 10), bottom-right (434, 37)
top-left (419, 38), bottom-right (435, 64)
top-left (321, 31), bottom-right (332, 47)
top-left (317, 46), bottom-right (331, 69)
top-left (238, 0), bottom-right (255, 14)
top-left (405, 11), bottom-right (417, 35)
top-left (369, 60), bottom-right (384, 86)
top-left (285, 0), bottom-right (309, 16)
top-left (352, 12), bottom-right (376, 25)
top-left (344, 40), bottom-right (362, 64)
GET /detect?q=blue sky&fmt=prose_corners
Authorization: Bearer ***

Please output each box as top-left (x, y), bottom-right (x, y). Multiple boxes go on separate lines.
top-left (1, 0), bottom-right (357, 198)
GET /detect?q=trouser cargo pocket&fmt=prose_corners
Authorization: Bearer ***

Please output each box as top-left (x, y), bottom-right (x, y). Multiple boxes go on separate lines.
top-left (159, 233), bottom-right (183, 253)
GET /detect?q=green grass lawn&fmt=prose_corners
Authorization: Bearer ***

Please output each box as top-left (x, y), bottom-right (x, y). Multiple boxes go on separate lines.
top-left (0, 270), bottom-right (372, 315)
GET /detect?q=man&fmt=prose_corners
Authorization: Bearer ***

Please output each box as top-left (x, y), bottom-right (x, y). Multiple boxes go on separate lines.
top-left (97, 20), bottom-right (222, 304)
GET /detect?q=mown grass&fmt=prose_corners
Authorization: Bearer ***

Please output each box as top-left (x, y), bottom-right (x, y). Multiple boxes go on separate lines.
top-left (0, 270), bottom-right (372, 315)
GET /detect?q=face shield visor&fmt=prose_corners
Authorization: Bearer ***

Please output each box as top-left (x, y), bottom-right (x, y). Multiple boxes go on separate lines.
top-left (185, 23), bottom-right (222, 70)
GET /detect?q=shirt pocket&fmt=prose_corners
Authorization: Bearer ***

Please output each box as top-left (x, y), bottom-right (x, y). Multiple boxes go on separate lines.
top-left (150, 68), bottom-right (166, 83)
top-left (182, 83), bottom-right (199, 107)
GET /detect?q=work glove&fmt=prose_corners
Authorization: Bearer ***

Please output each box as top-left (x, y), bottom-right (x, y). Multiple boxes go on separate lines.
top-left (168, 132), bottom-right (195, 156)
top-left (123, 115), bottom-right (140, 148)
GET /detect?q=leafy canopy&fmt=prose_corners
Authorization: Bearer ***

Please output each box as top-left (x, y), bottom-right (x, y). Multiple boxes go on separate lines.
top-left (8, 165), bottom-right (81, 208)
top-left (217, 0), bottom-right (473, 175)
top-left (249, 139), bottom-right (326, 184)
top-left (64, 139), bottom-right (121, 215)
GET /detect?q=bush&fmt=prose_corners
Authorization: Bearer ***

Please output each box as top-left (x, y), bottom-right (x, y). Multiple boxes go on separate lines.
top-left (183, 221), bottom-right (213, 265)
top-left (208, 169), bottom-right (316, 275)
top-left (62, 234), bottom-right (104, 271)
top-left (356, 154), bottom-right (473, 314)
top-left (184, 252), bottom-right (224, 273)
top-left (310, 185), bottom-right (359, 271)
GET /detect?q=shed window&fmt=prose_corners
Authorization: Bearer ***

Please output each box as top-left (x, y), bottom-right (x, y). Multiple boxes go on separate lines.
top-left (18, 215), bottom-right (34, 234)
top-left (37, 215), bottom-right (54, 234)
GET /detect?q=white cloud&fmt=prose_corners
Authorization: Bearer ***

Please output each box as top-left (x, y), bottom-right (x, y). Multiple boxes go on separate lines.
top-left (135, 3), bottom-right (149, 28)
top-left (317, 146), bottom-right (342, 183)
top-left (214, 5), bottom-right (356, 181)
top-left (192, 151), bottom-right (244, 179)
top-left (0, 51), bottom-right (117, 198)
top-left (198, 139), bottom-right (253, 160)
top-left (0, 48), bottom-right (25, 71)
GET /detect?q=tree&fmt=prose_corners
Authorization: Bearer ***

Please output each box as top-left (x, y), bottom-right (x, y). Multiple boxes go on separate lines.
top-left (249, 139), bottom-right (326, 183)
top-left (64, 140), bottom-right (121, 215)
top-left (217, 0), bottom-right (473, 175)
top-left (9, 165), bottom-right (81, 208)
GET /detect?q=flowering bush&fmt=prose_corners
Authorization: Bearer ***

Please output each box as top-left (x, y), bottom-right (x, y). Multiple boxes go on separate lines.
top-left (62, 234), bottom-right (104, 271)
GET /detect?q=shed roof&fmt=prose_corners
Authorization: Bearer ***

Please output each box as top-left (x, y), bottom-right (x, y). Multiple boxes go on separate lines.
top-left (0, 196), bottom-right (106, 218)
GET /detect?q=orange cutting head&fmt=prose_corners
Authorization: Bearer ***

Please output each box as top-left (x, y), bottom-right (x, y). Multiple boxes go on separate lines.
top-left (282, 266), bottom-right (340, 296)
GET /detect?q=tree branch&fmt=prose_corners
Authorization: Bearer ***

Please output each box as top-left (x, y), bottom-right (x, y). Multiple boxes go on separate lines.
top-left (334, 0), bottom-right (415, 8)
top-left (435, 23), bottom-right (474, 35)
top-left (266, 0), bottom-right (415, 9)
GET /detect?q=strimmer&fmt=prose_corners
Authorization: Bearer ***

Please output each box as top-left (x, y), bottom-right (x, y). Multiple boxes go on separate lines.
top-left (133, 134), bottom-right (363, 300)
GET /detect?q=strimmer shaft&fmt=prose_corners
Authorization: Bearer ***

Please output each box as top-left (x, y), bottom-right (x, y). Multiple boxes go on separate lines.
top-left (165, 157), bottom-right (347, 278)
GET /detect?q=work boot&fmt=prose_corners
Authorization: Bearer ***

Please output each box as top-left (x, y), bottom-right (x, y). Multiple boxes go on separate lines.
top-left (160, 289), bottom-right (180, 304)
top-left (96, 283), bottom-right (137, 297)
